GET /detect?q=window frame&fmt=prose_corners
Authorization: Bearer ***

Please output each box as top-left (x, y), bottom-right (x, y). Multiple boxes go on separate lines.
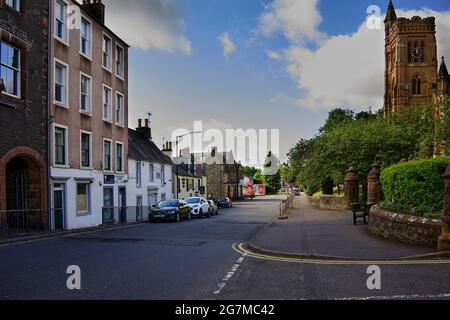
top-left (136, 161), bottom-right (142, 188)
top-left (102, 32), bottom-right (113, 72)
top-left (115, 141), bottom-right (124, 174)
top-left (103, 138), bottom-right (113, 173)
top-left (79, 72), bottom-right (92, 115)
top-left (80, 130), bottom-right (92, 169)
top-left (53, 58), bottom-right (69, 108)
top-left (149, 163), bottom-right (155, 182)
top-left (0, 41), bottom-right (21, 99)
top-left (54, 0), bottom-right (69, 45)
top-left (102, 84), bottom-right (113, 123)
top-left (76, 182), bottom-right (91, 216)
top-left (5, 0), bottom-right (20, 12)
top-left (79, 15), bottom-right (92, 60)
top-left (115, 91), bottom-right (125, 127)
top-left (115, 43), bottom-right (125, 80)
top-left (53, 123), bottom-right (69, 168)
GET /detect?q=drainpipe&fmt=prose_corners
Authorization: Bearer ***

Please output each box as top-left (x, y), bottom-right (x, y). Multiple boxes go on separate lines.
top-left (47, 0), bottom-right (53, 230)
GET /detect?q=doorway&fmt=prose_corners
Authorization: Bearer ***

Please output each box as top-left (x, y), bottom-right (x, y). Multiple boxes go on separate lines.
top-left (53, 183), bottom-right (65, 230)
top-left (118, 187), bottom-right (126, 223)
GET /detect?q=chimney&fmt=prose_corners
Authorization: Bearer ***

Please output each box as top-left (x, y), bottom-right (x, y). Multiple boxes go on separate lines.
top-left (81, 0), bottom-right (105, 25)
top-left (161, 140), bottom-right (173, 158)
top-left (136, 119), bottom-right (152, 140)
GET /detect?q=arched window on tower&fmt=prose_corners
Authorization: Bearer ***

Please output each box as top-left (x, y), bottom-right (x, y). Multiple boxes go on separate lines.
top-left (412, 76), bottom-right (421, 95)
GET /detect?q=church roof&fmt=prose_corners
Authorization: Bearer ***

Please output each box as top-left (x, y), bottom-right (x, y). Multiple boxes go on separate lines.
top-left (385, 0), bottom-right (397, 23)
top-left (439, 57), bottom-right (449, 77)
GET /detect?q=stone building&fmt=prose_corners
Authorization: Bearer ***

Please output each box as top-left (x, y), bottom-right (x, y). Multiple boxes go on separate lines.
top-left (49, 0), bottom-right (129, 230)
top-left (384, 0), bottom-right (449, 116)
top-left (193, 149), bottom-right (243, 201)
top-left (0, 1), bottom-right (49, 218)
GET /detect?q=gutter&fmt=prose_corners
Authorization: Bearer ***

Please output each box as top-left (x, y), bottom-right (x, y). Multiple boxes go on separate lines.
top-left (47, 0), bottom-right (53, 229)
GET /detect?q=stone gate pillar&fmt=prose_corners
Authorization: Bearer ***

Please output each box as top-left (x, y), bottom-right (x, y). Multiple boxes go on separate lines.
top-left (367, 163), bottom-right (382, 205)
top-left (438, 165), bottom-right (450, 251)
top-left (344, 167), bottom-right (359, 210)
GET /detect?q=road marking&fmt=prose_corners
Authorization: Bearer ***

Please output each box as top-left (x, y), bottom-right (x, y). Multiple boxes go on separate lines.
top-left (334, 293), bottom-right (450, 300)
top-left (213, 254), bottom-right (247, 295)
top-left (233, 243), bottom-right (450, 266)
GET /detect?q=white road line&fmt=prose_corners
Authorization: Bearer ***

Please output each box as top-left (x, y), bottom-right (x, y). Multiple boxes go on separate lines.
top-left (213, 252), bottom-right (247, 295)
top-left (334, 293), bottom-right (450, 300)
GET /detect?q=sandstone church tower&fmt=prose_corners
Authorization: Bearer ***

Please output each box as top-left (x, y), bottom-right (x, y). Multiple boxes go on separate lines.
top-left (383, 0), bottom-right (449, 116)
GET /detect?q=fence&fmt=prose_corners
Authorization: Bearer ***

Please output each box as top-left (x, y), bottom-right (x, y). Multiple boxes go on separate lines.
top-left (0, 209), bottom-right (60, 239)
top-left (102, 206), bottom-right (152, 225)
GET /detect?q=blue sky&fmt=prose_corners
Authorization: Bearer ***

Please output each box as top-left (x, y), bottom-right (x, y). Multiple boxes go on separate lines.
top-left (104, 0), bottom-right (450, 164)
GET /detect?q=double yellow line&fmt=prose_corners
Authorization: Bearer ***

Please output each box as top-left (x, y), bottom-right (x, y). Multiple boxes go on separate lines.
top-left (233, 243), bottom-right (450, 266)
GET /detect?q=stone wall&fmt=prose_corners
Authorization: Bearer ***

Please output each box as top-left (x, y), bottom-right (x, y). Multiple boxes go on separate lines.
top-left (319, 195), bottom-right (344, 211)
top-left (369, 206), bottom-right (442, 248)
top-left (306, 196), bottom-right (320, 208)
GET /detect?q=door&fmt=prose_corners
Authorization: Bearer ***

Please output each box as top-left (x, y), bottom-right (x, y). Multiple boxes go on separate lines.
top-left (118, 187), bottom-right (126, 223)
top-left (136, 195), bottom-right (143, 222)
top-left (103, 188), bottom-right (114, 223)
top-left (53, 184), bottom-right (65, 230)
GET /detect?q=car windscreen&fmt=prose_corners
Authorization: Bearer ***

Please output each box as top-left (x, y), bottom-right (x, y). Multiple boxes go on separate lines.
top-left (185, 198), bottom-right (200, 204)
top-left (218, 198), bottom-right (227, 201)
top-left (157, 200), bottom-right (179, 208)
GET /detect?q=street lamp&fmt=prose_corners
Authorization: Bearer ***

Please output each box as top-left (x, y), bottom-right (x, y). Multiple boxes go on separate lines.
top-left (175, 131), bottom-right (202, 199)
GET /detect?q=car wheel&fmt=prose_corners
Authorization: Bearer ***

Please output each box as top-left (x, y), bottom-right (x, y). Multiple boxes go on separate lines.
top-left (187, 212), bottom-right (191, 221)
top-left (207, 209), bottom-right (211, 218)
top-left (199, 209), bottom-right (203, 218)
top-left (175, 212), bottom-right (180, 222)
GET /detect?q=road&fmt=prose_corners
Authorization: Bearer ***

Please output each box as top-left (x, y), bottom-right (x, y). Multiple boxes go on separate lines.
top-left (0, 196), bottom-right (449, 300)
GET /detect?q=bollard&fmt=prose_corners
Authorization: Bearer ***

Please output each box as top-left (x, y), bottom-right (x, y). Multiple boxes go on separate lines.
top-left (344, 167), bottom-right (359, 210)
top-left (438, 165), bottom-right (450, 251)
top-left (367, 163), bottom-right (382, 205)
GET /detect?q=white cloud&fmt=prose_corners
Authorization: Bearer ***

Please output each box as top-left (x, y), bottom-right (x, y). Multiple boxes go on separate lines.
top-left (219, 32), bottom-right (236, 58)
top-left (267, 6), bottom-right (450, 111)
top-left (265, 49), bottom-right (283, 61)
top-left (101, 0), bottom-right (192, 55)
top-left (259, 0), bottom-right (325, 45)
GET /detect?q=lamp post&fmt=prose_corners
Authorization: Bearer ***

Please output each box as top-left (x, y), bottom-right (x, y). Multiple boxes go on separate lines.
top-left (175, 131), bottom-right (202, 199)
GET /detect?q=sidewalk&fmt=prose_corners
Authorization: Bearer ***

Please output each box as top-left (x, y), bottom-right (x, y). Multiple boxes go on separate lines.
top-left (250, 195), bottom-right (438, 260)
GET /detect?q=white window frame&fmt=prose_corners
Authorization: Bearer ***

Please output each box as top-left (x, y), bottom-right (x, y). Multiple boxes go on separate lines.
top-left (80, 130), bottom-right (92, 169)
top-left (5, 0), bottom-right (20, 12)
top-left (79, 72), bottom-right (92, 115)
top-left (149, 163), bottom-right (155, 182)
top-left (103, 138), bottom-right (113, 173)
top-left (115, 91), bottom-right (125, 127)
top-left (76, 182), bottom-right (91, 216)
top-left (115, 43), bottom-right (125, 80)
top-left (54, 0), bottom-right (69, 45)
top-left (102, 32), bottom-right (113, 72)
top-left (53, 123), bottom-right (69, 168)
top-left (136, 161), bottom-right (142, 188)
top-left (102, 84), bottom-right (113, 123)
top-left (115, 141), bottom-right (124, 174)
top-left (0, 41), bottom-right (21, 98)
top-left (79, 16), bottom-right (92, 60)
top-left (53, 58), bottom-right (69, 108)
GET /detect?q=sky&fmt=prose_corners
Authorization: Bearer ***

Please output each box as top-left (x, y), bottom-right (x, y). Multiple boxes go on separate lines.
top-left (101, 0), bottom-right (450, 165)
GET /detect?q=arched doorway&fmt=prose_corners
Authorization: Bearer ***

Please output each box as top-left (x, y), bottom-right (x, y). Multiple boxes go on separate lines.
top-left (0, 147), bottom-right (48, 237)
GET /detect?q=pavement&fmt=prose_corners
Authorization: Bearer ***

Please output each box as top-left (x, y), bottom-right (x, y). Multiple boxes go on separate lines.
top-left (1, 196), bottom-right (450, 300)
top-left (249, 195), bottom-right (438, 260)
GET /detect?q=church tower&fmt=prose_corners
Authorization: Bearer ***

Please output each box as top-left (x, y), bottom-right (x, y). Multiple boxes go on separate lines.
top-left (384, 0), bottom-right (439, 116)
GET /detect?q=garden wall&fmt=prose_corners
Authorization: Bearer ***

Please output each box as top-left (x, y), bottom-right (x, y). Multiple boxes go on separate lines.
top-left (369, 206), bottom-right (442, 248)
top-left (306, 195), bottom-right (344, 210)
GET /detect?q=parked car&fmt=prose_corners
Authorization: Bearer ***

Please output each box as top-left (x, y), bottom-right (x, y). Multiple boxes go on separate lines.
top-left (185, 197), bottom-right (211, 218)
top-left (150, 199), bottom-right (191, 222)
top-left (208, 200), bottom-right (219, 215)
top-left (217, 197), bottom-right (233, 208)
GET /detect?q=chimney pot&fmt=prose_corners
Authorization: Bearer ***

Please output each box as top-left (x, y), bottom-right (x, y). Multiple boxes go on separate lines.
top-left (138, 119), bottom-right (142, 128)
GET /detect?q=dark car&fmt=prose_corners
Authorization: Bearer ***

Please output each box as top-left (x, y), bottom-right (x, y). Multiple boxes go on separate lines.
top-left (150, 200), bottom-right (191, 222)
top-left (217, 197), bottom-right (233, 208)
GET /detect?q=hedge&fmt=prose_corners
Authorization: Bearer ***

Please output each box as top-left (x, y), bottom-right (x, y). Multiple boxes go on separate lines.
top-left (380, 157), bottom-right (450, 214)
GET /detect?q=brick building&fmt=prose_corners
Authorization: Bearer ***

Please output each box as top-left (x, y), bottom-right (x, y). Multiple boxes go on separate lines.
top-left (384, 0), bottom-right (449, 116)
top-left (0, 1), bottom-right (49, 216)
top-left (49, 0), bottom-right (129, 230)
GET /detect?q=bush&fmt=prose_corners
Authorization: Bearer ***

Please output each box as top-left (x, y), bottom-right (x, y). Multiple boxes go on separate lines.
top-left (381, 157), bottom-right (450, 214)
